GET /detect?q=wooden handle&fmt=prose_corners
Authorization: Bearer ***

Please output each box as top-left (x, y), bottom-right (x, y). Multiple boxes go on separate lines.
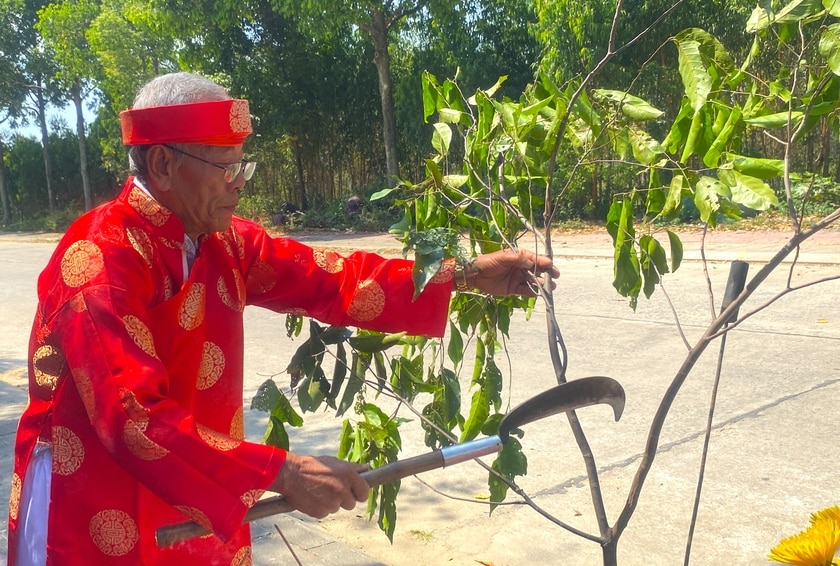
top-left (156, 437), bottom-right (501, 547)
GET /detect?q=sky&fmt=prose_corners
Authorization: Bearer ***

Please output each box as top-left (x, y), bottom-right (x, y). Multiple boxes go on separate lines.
top-left (11, 103), bottom-right (97, 140)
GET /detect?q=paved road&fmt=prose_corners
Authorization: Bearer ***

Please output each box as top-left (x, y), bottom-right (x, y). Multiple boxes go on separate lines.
top-left (0, 228), bottom-right (838, 565)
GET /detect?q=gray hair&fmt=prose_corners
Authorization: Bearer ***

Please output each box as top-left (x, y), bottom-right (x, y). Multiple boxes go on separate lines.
top-left (128, 72), bottom-right (231, 183)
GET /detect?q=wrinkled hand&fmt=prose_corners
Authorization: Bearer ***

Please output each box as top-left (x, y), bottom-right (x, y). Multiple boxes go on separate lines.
top-left (468, 249), bottom-right (560, 297)
top-left (271, 453), bottom-right (369, 519)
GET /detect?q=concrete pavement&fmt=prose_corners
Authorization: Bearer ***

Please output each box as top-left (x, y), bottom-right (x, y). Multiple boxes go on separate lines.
top-left (0, 226), bottom-right (838, 565)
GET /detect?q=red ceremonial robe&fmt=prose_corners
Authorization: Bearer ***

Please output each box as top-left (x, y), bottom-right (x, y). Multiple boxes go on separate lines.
top-left (7, 179), bottom-right (454, 565)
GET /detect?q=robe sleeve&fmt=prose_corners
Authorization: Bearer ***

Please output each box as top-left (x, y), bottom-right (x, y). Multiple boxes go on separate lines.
top-left (238, 223), bottom-right (455, 337)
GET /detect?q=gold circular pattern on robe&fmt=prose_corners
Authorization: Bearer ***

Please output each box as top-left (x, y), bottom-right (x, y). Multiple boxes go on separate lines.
top-left (123, 419), bottom-right (168, 461)
top-left (197, 341), bottom-right (225, 390)
top-left (128, 188), bottom-right (170, 227)
top-left (240, 489), bottom-right (264, 508)
top-left (430, 259), bottom-right (455, 284)
top-left (9, 472), bottom-right (21, 521)
top-left (61, 240), bottom-right (105, 288)
top-left (89, 509), bottom-right (139, 557)
top-left (246, 259), bottom-right (277, 294)
top-left (347, 280), bottom-right (385, 322)
top-left (217, 271), bottom-right (245, 312)
top-left (179, 283), bottom-right (206, 331)
top-left (313, 249), bottom-right (345, 273)
top-left (230, 406), bottom-right (244, 440)
top-left (32, 344), bottom-right (65, 391)
top-left (197, 424), bottom-right (241, 451)
top-left (231, 546), bottom-right (253, 566)
top-left (122, 315), bottom-right (158, 358)
top-left (73, 368), bottom-right (96, 419)
top-left (52, 426), bottom-right (85, 476)
top-left (174, 505), bottom-right (213, 532)
top-left (126, 227), bottom-right (154, 269)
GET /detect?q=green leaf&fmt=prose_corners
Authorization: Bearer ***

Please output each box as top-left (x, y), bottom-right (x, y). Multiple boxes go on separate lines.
top-left (348, 332), bottom-right (408, 353)
top-left (675, 38), bottom-right (712, 113)
top-left (694, 176), bottom-right (723, 224)
top-left (728, 171), bottom-right (780, 211)
top-left (270, 391), bottom-right (304, 428)
top-left (666, 230), bottom-right (684, 272)
top-left (703, 106), bottom-right (741, 168)
top-left (337, 353), bottom-right (366, 417)
top-left (461, 387), bottom-right (491, 442)
top-left (377, 481), bottom-right (399, 542)
top-left (389, 211), bottom-right (411, 235)
top-left (820, 23), bottom-right (840, 76)
top-left (593, 89), bottom-right (664, 121)
top-left (263, 416), bottom-right (290, 450)
top-left (447, 321), bottom-right (464, 366)
top-left (825, 0), bottom-right (840, 16)
top-left (329, 342), bottom-right (347, 401)
top-left (337, 420), bottom-right (354, 460)
top-left (440, 368), bottom-right (461, 424)
top-left (609, 197), bottom-right (642, 308)
top-left (438, 108), bottom-right (464, 124)
top-left (727, 154), bottom-right (785, 180)
top-left (661, 174), bottom-right (686, 218)
top-left (251, 378), bottom-right (282, 412)
top-left (370, 186), bottom-right (399, 201)
top-left (639, 235), bottom-right (668, 299)
top-left (422, 72), bottom-right (440, 122)
top-left (744, 111), bottom-right (803, 129)
top-left (489, 438), bottom-right (527, 512)
top-left (442, 174), bottom-right (469, 190)
top-left (432, 122), bottom-right (453, 156)
top-left (298, 367), bottom-right (328, 413)
top-left (746, 5), bottom-right (771, 32)
top-left (774, 0), bottom-right (824, 23)
top-left (412, 247), bottom-right (445, 299)
top-left (628, 128), bottom-right (664, 165)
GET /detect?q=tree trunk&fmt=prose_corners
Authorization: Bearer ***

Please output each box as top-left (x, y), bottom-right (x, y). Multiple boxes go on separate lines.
top-left (293, 135), bottom-right (308, 210)
top-left (367, 9), bottom-right (400, 183)
top-left (35, 81), bottom-right (56, 212)
top-left (72, 82), bottom-right (93, 211)
top-left (0, 137), bottom-right (10, 225)
top-left (819, 120), bottom-right (831, 178)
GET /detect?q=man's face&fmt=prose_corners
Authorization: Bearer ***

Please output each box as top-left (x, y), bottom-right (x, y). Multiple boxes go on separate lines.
top-left (165, 144), bottom-right (245, 239)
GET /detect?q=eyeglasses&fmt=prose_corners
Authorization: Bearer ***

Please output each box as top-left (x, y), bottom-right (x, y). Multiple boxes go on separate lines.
top-left (163, 144), bottom-right (256, 182)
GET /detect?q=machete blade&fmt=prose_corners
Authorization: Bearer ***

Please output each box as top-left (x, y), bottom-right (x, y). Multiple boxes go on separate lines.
top-left (498, 376), bottom-right (625, 443)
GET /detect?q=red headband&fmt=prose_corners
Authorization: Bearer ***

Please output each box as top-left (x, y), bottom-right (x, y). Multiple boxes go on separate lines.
top-left (120, 99), bottom-right (252, 146)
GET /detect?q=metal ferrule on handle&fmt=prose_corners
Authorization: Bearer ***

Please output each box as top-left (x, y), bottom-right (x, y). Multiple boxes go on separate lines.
top-left (441, 436), bottom-right (502, 466)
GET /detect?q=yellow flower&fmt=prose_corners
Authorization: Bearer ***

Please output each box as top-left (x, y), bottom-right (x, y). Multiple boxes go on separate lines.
top-left (769, 511), bottom-right (840, 566)
top-left (812, 507), bottom-right (840, 528)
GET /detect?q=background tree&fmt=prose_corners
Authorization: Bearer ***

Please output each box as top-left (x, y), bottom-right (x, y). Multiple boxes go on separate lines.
top-left (0, 0), bottom-right (33, 224)
top-left (273, 0), bottom-right (459, 185)
top-left (36, 0), bottom-right (103, 211)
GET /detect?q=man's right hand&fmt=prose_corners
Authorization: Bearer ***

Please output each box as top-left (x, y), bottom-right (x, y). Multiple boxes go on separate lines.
top-left (270, 453), bottom-right (370, 519)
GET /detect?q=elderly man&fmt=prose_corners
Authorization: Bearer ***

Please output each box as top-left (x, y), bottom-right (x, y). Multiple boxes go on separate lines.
top-left (7, 72), bottom-right (558, 565)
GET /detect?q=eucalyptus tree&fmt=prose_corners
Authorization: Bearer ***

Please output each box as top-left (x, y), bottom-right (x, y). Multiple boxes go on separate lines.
top-left (23, 37), bottom-right (63, 213)
top-left (0, 0), bottom-right (31, 223)
top-left (36, 0), bottom-right (102, 211)
top-left (85, 0), bottom-right (180, 176)
top-left (273, 0), bottom-right (460, 185)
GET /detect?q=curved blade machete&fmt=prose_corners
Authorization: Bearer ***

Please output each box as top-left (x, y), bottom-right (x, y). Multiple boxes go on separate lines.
top-left (156, 375), bottom-right (626, 547)
top-left (499, 375), bottom-right (625, 443)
